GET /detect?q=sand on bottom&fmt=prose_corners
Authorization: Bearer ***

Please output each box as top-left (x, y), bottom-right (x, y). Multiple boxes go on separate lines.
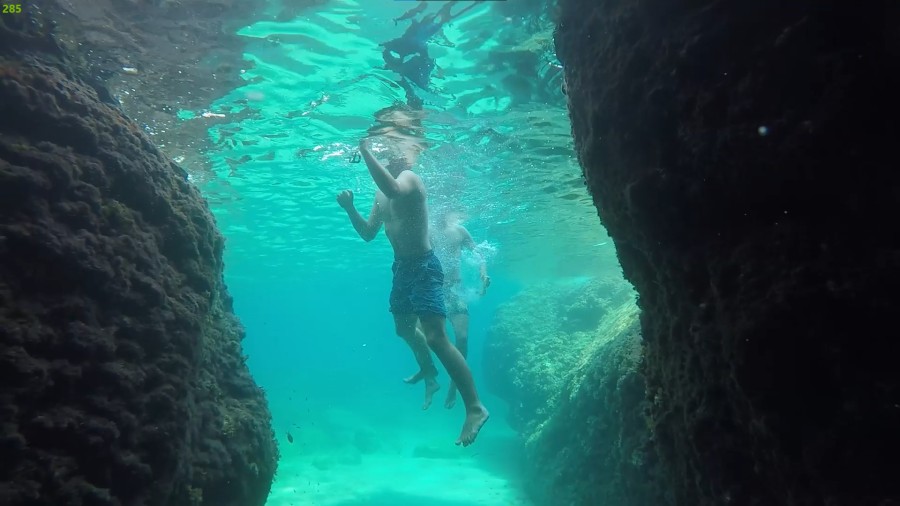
top-left (265, 395), bottom-right (532, 506)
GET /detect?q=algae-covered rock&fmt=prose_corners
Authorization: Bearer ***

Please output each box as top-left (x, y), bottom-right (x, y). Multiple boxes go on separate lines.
top-left (483, 276), bottom-right (668, 504)
top-left (524, 303), bottom-right (669, 506)
top-left (0, 15), bottom-right (276, 506)
top-left (484, 276), bottom-right (634, 432)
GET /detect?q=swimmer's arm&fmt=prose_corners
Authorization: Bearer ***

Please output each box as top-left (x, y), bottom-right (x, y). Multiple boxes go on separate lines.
top-left (346, 198), bottom-right (383, 242)
top-left (359, 142), bottom-right (415, 198)
top-left (460, 227), bottom-right (488, 277)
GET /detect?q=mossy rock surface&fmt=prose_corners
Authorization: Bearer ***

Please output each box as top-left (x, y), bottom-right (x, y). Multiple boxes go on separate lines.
top-left (484, 276), bottom-right (669, 505)
top-left (556, 0), bottom-right (900, 503)
top-left (0, 16), bottom-right (277, 506)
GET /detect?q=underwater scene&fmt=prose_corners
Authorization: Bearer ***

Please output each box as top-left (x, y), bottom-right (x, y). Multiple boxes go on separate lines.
top-left (203, 2), bottom-right (624, 504)
top-left (1, 1), bottom-right (896, 506)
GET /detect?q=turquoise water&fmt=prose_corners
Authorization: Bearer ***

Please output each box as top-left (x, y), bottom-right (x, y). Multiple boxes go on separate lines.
top-left (179, 0), bottom-right (622, 504)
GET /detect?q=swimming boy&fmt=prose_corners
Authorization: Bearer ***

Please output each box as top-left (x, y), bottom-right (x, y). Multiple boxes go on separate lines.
top-left (336, 138), bottom-right (489, 446)
top-left (430, 209), bottom-right (490, 409)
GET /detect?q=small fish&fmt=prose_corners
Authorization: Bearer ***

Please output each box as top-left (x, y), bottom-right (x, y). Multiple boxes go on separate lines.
top-left (393, 1), bottom-right (426, 25)
top-left (258, 151), bottom-right (276, 161)
top-left (286, 432), bottom-right (294, 444)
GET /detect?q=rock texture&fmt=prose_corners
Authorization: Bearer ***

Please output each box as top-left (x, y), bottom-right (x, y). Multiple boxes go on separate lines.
top-left (0, 14), bottom-right (276, 506)
top-left (484, 278), bottom-right (668, 505)
top-left (484, 277), bottom-right (633, 431)
top-left (524, 306), bottom-right (668, 506)
top-left (556, 1), bottom-right (899, 505)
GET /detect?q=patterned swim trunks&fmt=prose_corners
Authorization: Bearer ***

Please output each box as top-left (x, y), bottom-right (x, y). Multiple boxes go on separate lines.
top-left (389, 250), bottom-right (447, 317)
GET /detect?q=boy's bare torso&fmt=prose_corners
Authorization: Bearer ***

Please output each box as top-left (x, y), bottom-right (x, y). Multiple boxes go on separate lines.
top-left (432, 224), bottom-right (466, 283)
top-left (376, 172), bottom-right (431, 258)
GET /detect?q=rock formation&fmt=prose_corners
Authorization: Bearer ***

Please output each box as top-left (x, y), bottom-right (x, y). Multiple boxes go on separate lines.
top-left (555, 1), bottom-right (899, 505)
top-left (484, 277), bottom-right (669, 505)
top-left (0, 13), bottom-right (277, 506)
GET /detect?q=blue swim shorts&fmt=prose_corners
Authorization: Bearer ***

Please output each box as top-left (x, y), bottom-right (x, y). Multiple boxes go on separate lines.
top-left (389, 250), bottom-right (447, 317)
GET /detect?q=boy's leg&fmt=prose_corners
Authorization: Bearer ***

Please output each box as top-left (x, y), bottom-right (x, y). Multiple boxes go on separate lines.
top-left (419, 314), bottom-right (489, 446)
top-left (393, 313), bottom-right (440, 410)
top-left (403, 321), bottom-right (433, 384)
top-left (444, 312), bottom-right (469, 409)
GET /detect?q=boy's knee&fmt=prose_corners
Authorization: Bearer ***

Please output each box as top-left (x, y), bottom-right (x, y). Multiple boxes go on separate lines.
top-left (395, 324), bottom-right (414, 339)
top-left (424, 332), bottom-right (445, 348)
top-left (393, 317), bottom-right (417, 338)
top-left (422, 328), bottom-right (449, 348)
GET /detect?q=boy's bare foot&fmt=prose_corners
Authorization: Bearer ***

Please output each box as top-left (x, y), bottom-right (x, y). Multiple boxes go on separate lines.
top-left (456, 404), bottom-right (489, 446)
top-left (423, 379), bottom-right (440, 410)
top-left (444, 383), bottom-right (457, 409)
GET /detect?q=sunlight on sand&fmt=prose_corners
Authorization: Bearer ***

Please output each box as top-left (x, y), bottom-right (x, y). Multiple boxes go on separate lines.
top-left (265, 401), bottom-right (532, 506)
top-left (267, 453), bottom-right (530, 506)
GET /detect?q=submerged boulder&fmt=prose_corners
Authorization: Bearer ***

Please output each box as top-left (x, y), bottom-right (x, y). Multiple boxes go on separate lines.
top-left (524, 302), bottom-right (669, 506)
top-left (0, 15), bottom-right (276, 506)
top-left (484, 277), bottom-right (668, 504)
top-left (484, 277), bottom-right (633, 431)
top-left (556, 0), bottom-right (899, 504)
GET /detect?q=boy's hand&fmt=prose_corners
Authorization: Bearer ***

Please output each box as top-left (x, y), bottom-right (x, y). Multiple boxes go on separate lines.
top-left (336, 189), bottom-right (354, 209)
top-left (480, 273), bottom-right (491, 295)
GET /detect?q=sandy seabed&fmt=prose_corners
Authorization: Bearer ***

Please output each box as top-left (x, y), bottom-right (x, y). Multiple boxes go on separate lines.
top-left (265, 393), bottom-right (532, 506)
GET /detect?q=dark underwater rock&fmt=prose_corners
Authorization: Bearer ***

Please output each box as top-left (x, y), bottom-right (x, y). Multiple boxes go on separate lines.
top-left (484, 277), bottom-right (668, 504)
top-left (0, 16), bottom-right (277, 506)
top-left (556, 0), bottom-right (899, 505)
